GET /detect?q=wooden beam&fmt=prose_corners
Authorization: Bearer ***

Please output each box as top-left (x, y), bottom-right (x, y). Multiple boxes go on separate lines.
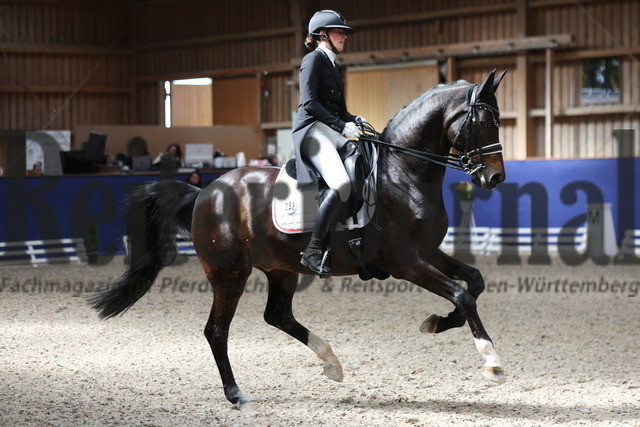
top-left (545, 48), bottom-right (554, 158)
top-left (515, 54), bottom-right (535, 159)
top-left (335, 34), bottom-right (573, 66)
top-left (515, 0), bottom-right (534, 158)
top-left (531, 0), bottom-right (607, 8)
top-left (554, 47), bottom-right (640, 61)
top-left (261, 121), bottom-right (293, 130)
top-left (134, 27), bottom-right (296, 51)
top-left (439, 46), bottom-right (640, 67)
top-left (0, 43), bottom-right (130, 56)
top-left (352, 4), bottom-right (516, 28)
top-left (0, 86), bottom-right (131, 94)
top-left (446, 57), bottom-right (457, 82)
top-left (0, 0), bottom-right (128, 8)
top-left (516, 0), bottom-right (531, 38)
top-left (290, 0), bottom-right (303, 123)
top-left (559, 105), bottom-right (640, 117)
top-left (135, 63), bottom-right (293, 83)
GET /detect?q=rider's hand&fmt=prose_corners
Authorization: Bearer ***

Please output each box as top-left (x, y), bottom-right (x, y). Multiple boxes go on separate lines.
top-left (342, 122), bottom-right (361, 139)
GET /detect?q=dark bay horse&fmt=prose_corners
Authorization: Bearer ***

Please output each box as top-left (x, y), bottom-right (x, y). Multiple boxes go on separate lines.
top-left (91, 69), bottom-right (507, 406)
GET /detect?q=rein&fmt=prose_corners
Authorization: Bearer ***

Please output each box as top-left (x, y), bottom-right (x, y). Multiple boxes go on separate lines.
top-left (357, 84), bottom-right (502, 175)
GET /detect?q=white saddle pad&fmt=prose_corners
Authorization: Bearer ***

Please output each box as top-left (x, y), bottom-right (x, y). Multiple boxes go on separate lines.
top-left (272, 165), bottom-right (376, 234)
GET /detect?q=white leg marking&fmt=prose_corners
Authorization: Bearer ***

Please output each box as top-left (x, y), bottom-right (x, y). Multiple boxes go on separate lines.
top-left (474, 338), bottom-right (502, 367)
top-left (308, 332), bottom-right (343, 382)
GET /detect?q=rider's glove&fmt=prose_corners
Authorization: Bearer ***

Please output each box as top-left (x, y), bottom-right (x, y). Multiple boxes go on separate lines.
top-left (342, 122), bottom-right (361, 139)
top-left (355, 116), bottom-right (367, 125)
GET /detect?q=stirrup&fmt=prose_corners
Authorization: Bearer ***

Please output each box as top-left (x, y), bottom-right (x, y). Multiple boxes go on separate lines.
top-left (300, 248), bottom-right (332, 278)
top-left (318, 248), bottom-right (332, 278)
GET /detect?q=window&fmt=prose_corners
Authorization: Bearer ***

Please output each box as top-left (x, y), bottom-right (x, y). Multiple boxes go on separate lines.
top-left (164, 78), bottom-right (213, 128)
top-left (581, 58), bottom-right (620, 105)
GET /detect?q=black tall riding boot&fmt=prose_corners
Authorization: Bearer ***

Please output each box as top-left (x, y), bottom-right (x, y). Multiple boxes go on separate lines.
top-left (300, 188), bottom-right (344, 278)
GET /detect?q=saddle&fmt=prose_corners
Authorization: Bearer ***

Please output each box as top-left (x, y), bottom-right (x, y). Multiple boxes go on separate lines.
top-left (275, 139), bottom-right (377, 232)
top-left (272, 139), bottom-right (389, 280)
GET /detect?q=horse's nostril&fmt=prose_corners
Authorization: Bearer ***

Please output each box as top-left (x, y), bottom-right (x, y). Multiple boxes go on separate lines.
top-left (491, 173), bottom-right (505, 186)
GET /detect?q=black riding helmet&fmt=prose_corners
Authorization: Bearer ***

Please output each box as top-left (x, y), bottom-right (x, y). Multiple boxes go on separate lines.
top-left (308, 10), bottom-right (354, 36)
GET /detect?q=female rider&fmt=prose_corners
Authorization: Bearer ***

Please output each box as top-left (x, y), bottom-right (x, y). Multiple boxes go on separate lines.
top-left (292, 10), bottom-right (365, 278)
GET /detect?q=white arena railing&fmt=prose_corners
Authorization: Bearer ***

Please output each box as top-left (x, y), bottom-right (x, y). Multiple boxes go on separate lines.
top-left (2, 228), bottom-right (638, 266)
top-left (127, 228), bottom-right (640, 258)
top-left (122, 234), bottom-right (196, 255)
top-left (440, 226), bottom-right (588, 255)
top-left (617, 229), bottom-right (640, 257)
top-left (0, 238), bottom-right (88, 266)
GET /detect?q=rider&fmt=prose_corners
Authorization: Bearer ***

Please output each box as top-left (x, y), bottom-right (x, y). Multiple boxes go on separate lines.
top-left (292, 10), bottom-right (365, 278)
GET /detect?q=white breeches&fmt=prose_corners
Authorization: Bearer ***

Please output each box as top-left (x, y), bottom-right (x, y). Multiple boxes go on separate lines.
top-left (301, 122), bottom-right (351, 202)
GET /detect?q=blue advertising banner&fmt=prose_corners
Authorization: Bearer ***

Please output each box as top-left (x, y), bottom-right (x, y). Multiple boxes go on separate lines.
top-left (0, 158), bottom-right (638, 254)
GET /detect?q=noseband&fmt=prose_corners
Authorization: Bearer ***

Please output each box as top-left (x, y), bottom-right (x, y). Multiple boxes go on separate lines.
top-left (359, 84), bottom-right (502, 175)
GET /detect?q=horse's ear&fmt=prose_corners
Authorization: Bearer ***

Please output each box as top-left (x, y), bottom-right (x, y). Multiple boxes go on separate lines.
top-left (477, 69), bottom-right (497, 99)
top-left (491, 70), bottom-right (508, 93)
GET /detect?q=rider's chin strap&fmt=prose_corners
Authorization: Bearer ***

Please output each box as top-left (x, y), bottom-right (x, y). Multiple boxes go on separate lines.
top-left (314, 32), bottom-right (340, 55)
top-left (328, 39), bottom-right (340, 55)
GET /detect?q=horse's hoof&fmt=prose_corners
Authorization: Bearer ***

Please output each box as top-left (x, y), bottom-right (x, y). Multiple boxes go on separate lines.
top-left (229, 389), bottom-right (254, 409)
top-left (419, 314), bottom-right (441, 334)
top-left (237, 399), bottom-right (256, 412)
top-left (323, 363), bottom-right (344, 382)
top-left (483, 366), bottom-right (506, 384)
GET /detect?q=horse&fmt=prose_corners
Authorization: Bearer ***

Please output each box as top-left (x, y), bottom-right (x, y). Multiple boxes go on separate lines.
top-left (90, 69), bottom-right (508, 406)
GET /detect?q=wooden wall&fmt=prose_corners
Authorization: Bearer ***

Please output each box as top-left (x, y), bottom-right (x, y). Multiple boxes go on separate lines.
top-left (1, 0), bottom-right (638, 175)
top-left (127, 0), bottom-right (639, 160)
top-left (0, 1), bottom-right (131, 131)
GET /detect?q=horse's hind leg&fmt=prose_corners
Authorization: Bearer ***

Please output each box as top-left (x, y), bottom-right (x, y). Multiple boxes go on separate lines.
top-left (420, 249), bottom-right (486, 334)
top-left (203, 268), bottom-right (253, 406)
top-left (263, 270), bottom-right (343, 382)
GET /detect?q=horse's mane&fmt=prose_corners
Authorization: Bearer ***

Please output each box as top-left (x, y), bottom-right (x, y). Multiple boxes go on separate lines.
top-left (381, 80), bottom-right (469, 140)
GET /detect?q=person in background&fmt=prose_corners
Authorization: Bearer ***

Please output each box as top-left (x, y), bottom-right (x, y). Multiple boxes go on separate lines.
top-left (153, 143), bottom-right (184, 169)
top-left (28, 161), bottom-right (44, 176)
top-left (292, 10), bottom-right (364, 278)
top-left (186, 170), bottom-right (203, 188)
top-left (121, 136), bottom-right (149, 168)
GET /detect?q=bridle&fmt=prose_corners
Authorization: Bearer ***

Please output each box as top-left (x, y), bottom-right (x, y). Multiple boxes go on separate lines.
top-left (358, 84), bottom-right (502, 175)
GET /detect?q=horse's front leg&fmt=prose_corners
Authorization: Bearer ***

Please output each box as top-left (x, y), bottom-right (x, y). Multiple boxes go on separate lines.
top-left (398, 260), bottom-right (505, 384)
top-left (419, 248), bottom-right (486, 334)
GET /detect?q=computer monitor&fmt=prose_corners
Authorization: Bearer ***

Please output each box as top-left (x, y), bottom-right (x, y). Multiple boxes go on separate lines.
top-left (130, 155), bottom-right (152, 171)
top-left (83, 132), bottom-right (107, 163)
top-left (60, 151), bottom-right (93, 174)
top-left (184, 143), bottom-right (213, 167)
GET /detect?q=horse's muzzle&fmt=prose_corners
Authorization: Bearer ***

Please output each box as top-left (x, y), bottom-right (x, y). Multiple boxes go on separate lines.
top-left (474, 165), bottom-right (505, 190)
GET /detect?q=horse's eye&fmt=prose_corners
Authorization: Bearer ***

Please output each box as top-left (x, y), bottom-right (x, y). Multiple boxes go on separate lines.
top-left (480, 119), bottom-right (490, 128)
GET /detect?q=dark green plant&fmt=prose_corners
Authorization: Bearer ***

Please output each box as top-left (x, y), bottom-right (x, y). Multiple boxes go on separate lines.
top-left (86, 221), bottom-right (99, 254)
top-left (456, 181), bottom-right (473, 201)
